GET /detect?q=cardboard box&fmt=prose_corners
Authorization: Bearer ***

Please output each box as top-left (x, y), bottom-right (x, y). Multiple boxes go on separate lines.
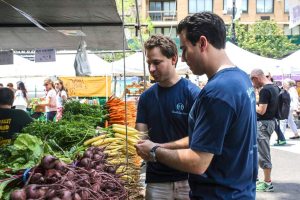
top-left (34, 105), bottom-right (45, 113)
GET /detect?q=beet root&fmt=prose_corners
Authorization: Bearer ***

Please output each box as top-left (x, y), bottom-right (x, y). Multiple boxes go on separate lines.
top-left (10, 189), bottom-right (27, 200)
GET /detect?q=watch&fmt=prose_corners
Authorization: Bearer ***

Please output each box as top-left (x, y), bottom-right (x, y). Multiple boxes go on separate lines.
top-left (149, 145), bottom-right (160, 162)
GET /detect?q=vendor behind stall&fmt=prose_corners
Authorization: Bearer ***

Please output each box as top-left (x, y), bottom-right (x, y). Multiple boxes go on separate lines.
top-left (0, 88), bottom-right (33, 146)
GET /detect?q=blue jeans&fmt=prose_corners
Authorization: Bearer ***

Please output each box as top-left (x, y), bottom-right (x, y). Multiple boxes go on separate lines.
top-left (46, 111), bottom-right (57, 122)
top-left (274, 119), bottom-right (286, 141)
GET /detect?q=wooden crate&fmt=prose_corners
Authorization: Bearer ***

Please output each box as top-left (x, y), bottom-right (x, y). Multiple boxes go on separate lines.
top-left (34, 105), bottom-right (45, 113)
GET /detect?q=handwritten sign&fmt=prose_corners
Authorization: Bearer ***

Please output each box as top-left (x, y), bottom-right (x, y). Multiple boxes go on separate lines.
top-left (59, 76), bottom-right (112, 97)
top-left (35, 48), bottom-right (56, 62)
top-left (0, 50), bottom-right (13, 65)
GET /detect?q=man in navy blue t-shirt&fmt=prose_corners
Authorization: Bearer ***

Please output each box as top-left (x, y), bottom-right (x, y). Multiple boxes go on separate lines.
top-left (136, 12), bottom-right (257, 200)
top-left (136, 35), bottom-right (200, 199)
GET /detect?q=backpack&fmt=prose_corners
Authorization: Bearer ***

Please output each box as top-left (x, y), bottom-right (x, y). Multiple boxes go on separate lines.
top-left (275, 87), bottom-right (291, 120)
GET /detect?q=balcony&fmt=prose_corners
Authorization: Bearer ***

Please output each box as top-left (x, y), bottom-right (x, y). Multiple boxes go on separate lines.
top-left (148, 10), bottom-right (177, 22)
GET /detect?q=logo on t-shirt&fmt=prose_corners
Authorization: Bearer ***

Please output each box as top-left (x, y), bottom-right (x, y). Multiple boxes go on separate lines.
top-left (0, 119), bottom-right (11, 133)
top-left (176, 103), bottom-right (184, 111)
top-left (247, 87), bottom-right (256, 104)
top-left (172, 103), bottom-right (188, 115)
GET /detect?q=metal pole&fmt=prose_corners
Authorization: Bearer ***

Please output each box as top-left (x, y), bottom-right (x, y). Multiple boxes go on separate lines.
top-left (134, 0), bottom-right (147, 91)
top-left (231, 0), bottom-right (237, 45)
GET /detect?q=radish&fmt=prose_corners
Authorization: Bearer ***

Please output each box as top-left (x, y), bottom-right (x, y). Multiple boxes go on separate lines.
top-left (10, 189), bottom-right (26, 200)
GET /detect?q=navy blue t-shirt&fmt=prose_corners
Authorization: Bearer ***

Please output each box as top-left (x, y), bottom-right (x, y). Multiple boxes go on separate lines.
top-left (136, 78), bottom-right (200, 183)
top-left (188, 68), bottom-right (257, 200)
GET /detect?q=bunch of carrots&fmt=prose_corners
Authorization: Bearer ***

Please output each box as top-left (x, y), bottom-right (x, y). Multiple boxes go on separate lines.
top-left (106, 96), bottom-right (137, 127)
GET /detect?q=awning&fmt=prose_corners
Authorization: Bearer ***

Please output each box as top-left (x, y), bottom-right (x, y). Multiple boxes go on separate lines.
top-left (0, 0), bottom-right (127, 50)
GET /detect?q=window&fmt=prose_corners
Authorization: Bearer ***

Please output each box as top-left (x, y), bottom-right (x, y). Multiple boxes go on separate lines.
top-left (256, 0), bottom-right (274, 13)
top-left (164, 1), bottom-right (176, 16)
top-left (189, 0), bottom-right (213, 13)
top-left (284, 25), bottom-right (300, 35)
top-left (149, 1), bottom-right (176, 21)
top-left (154, 27), bottom-right (177, 38)
top-left (284, 0), bottom-right (289, 13)
top-left (223, 0), bottom-right (248, 13)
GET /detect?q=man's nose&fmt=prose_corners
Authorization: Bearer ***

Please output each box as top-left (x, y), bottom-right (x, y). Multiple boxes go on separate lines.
top-left (149, 64), bottom-right (156, 72)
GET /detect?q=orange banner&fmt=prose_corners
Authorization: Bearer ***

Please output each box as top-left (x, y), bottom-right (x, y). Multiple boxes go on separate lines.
top-left (59, 76), bottom-right (111, 97)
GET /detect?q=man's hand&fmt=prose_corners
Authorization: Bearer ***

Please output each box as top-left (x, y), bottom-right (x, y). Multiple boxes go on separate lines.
top-left (135, 140), bottom-right (157, 161)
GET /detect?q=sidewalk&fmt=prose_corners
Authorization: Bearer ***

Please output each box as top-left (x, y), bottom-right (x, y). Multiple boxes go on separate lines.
top-left (257, 129), bottom-right (300, 200)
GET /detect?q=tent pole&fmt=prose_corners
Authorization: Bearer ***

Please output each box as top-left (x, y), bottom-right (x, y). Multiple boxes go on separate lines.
top-left (121, 0), bottom-right (129, 166)
top-left (135, 0), bottom-right (147, 90)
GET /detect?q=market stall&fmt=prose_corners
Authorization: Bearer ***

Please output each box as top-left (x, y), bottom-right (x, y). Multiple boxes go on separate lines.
top-left (0, 0), bottom-right (145, 199)
top-left (0, 99), bottom-right (144, 199)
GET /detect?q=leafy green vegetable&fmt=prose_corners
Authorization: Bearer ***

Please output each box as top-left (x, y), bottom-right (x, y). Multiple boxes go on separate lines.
top-left (0, 134), bottom-right (44, 171)
top-left (0, 134), bottom-right (72, 174)
top-left (0, 179), bottom-right (13, 199)
top-left (62, 100), bottom-right (108, 127)
top-left (22, 120), bottom-right (98, 150)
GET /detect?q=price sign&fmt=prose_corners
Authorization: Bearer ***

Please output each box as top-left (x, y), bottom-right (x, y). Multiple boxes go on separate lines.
top-left (35, 48), bottom-right (56, 62)
top-left (0, 50), bottom-right (13, 65)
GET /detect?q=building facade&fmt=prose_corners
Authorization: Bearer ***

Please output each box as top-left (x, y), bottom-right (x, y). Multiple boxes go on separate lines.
top-left (141, 0), bottom-right (300, 37)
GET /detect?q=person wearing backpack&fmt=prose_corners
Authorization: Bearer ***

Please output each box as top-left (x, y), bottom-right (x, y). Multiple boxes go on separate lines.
top-left (273, 84), bottom-right (291, 146)
top-left (250, 69), bottom-right (279, 192)
top-left (264, 74), bottom-right (290, 146)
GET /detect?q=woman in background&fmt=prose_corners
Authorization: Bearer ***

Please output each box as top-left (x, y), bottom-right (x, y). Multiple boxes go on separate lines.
top-left (285, 79), bottom-right (300, 139)
top-left (42, 78), bottom-right (57, 121)
top-left (13, 81), bottom-right (28, 111)
top-left (54, 79), bottom-right (67, 121)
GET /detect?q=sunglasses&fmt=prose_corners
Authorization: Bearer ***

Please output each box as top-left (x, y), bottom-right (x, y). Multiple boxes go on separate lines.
top-left (44, 83), bottom-right (49, 86)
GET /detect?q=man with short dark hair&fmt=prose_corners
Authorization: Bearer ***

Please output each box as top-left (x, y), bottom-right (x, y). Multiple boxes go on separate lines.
top-left (0, 88), bottom-right (33, 146)
top-left (135, 34), bottom-right (200, 199)
top-left (250, 68), bottom-right (279, 192)
top-left (136, 12), bottom-right (257, 199)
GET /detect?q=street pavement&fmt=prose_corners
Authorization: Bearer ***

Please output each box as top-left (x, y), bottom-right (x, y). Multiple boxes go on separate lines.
top-left (256, 129), bottom-right (300, 200)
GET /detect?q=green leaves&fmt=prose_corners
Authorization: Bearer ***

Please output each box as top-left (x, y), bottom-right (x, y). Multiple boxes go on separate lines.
top-left (12, 134), bottom-right (43, 153)
top-left (231, 20), bottom-right (299, 58)
top-left (0, 134), bottom-right (44, 171)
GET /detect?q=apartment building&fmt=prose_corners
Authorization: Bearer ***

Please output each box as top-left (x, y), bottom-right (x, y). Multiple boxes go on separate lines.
top-left (140, 0), bottom-right (300, 37)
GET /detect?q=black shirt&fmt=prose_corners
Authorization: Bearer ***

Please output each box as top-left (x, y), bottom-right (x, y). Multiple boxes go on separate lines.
top-left (257, 84), bottom-right (279, 121)
top-left (0, 108), bottom-right (33, 146)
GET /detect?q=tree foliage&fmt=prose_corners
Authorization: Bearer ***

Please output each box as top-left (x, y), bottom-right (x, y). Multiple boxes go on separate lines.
top-left (231, 20), bottom-right (299, 58)
top-left (101, 0), bottom-right (153, 62)
top-left (115, 0), bottom-right (152, 50)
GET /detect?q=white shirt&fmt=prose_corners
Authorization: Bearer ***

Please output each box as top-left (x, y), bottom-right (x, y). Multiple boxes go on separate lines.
top-left (288, 87), bottom-right (299, 111)
top-left (13, 90), bottom-right (27, 106)
top-left (56, 90), bottom-right (67, 108)
top-left (46, 89), bottom-right (57, 112)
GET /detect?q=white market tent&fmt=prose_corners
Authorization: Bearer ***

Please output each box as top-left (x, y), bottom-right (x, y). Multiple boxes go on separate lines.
top-left (225, 42), bottom-right (283, 75)
top-left (0, 55), bottom-right (33, 77)
top-left (31, 54), bottom-right (112, 77)
top-left (0, 54), bottom-right (112, 78)
top-left (0, 54), bottom-right (112, 98)
top-left (112, 52), bottom-right (191, 76)
top-left (279, 50), bottom-right (300, 74)
top-left (111, 42), bottom-right (284, 76)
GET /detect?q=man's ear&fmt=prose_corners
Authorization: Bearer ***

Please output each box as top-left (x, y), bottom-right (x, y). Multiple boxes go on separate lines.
top-left (171, 55), bottom-right (178, 66)
top-left (199, 36), bottom-right (208, 51)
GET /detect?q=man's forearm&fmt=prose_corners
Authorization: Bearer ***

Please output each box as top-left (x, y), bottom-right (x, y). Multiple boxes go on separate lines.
top-left (159, 136), bottom-right (189, 149)
top-left (155, 148), bottom-right (211, 175)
